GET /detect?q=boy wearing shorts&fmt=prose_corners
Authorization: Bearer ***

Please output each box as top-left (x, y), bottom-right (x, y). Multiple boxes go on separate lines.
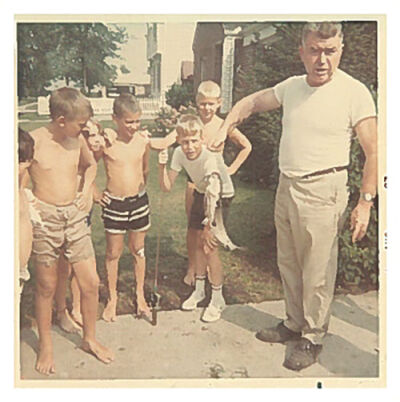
top-left (152, 80), bottom-right (251, 285)
top-left (158, 115), bottom-right (231, 322)
top-left (54, 119), bottom-right (106, 333)
top-left (28, 88), bottom-right (114, 375)
top-left (95, 94), bottom-right (151, 322)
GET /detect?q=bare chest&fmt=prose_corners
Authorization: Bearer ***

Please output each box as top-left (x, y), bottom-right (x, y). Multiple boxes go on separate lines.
top-left (32, 140), bottom-right (80, 173)
top-left (202, 123), bottom-right (225, 152)
top-left (104, 140), bottom-right (146, 166)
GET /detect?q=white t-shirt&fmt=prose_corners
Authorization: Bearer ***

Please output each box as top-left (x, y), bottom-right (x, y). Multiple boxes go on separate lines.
top-left (273, 69), bottom-right (377, 178)
top-left (170, 145), bottom-right (235, 198)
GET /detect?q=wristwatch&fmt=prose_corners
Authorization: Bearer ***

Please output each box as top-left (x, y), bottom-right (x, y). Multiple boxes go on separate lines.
top-left (360, 192), bottom-right (375, 202)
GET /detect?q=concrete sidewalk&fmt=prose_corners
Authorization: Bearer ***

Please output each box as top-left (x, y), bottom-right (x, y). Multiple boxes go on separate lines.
top-left (19, 291), bottom-right (379, 381)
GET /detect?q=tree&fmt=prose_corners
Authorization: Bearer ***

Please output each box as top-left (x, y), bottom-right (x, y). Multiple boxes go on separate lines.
top-left (17, 23), bottom-right (129, 98)
top-left (17, 23), bottom-right (58, 97)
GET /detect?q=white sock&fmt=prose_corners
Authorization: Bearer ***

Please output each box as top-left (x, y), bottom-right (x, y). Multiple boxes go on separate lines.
top-left (194, 275), bottom-right (206, 297)
top-left (210, 284), bottom-right (225, 307)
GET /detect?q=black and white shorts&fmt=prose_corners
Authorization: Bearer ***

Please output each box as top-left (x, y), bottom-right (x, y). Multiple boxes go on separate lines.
top-left (101, 191), bottom-right (151, 234)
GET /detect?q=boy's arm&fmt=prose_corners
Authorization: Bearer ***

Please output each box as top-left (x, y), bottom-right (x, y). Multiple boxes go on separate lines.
top-left (20, 168), bottom-right (31, 189)
top-left (143, 143), bottom-right (150, 185)
top-left (77, 137), bottom-right (97, 210)
top-left (89, 147), bottom-right (110, 206)
top-left (150, 129), bottom-right (177, 150)
top-left (210, 88), bottom-right (280, 150)
top-left (226, 128), bottom-right (252, 175)
top-left (158, 149), bottom-right (178, 192)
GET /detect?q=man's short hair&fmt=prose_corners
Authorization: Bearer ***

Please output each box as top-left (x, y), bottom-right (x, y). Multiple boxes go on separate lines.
top-left (18, 127), bottom-right (34, 163)
top-left (196, 80), bottom-right (221, 101)
top-left (113, 93), bottom-right (141, 117)
top-left (49, 87), bottom-right (93, 121)
top-left (176, 114), bottom-right (203, 138)
top-left (302, 22), bottom-right (343, 45)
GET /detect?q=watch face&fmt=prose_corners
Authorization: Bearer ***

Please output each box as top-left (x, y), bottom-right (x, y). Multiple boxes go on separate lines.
top-left (364, 193), bottom-right (373, 202)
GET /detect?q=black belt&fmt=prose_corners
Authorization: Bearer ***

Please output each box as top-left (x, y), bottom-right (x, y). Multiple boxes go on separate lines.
top-left (302, 165), bottom-right (348, 180)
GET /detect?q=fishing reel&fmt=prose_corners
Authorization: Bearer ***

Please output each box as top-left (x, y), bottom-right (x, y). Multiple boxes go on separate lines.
top-left (149, 291), bottom-right (161, 326)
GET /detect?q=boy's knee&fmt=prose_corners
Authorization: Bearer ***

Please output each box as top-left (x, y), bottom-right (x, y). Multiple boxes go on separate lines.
top-left (36, 278), bottom-right (57, 298)
top-left (80, 274), bottom-right (100, 295)
top-left (131, 246), bottom-right (145, 260)
top-left (106, 247), bottom-right (123, 261)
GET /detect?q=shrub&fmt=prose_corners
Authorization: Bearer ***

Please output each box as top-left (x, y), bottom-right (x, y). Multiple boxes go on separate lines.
top-left (153, 104), bottom-right (197, 138)
top-left (165, 82), bottom-right (195, 110)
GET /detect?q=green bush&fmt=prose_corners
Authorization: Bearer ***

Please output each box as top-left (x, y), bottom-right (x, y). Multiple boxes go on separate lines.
top-left (165, 82), bottom-right (195, 110)
top-left (234, 21), bottom-right (379, 288)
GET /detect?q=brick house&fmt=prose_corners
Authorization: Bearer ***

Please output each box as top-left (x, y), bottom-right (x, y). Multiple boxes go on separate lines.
top-left (192, 22), bottom-right (277, 113)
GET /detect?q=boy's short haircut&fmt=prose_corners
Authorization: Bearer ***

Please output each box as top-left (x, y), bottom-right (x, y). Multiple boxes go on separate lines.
top-left (49, 87), bottom-right (93, 121)
top-left (176, 115), bottom-right (203, 138)
top-left (196, 80), bottom-right (221, 101)
top-left (113, 93), bottom-right (142, 117)
top-left (18, 127), bottom-right (34, 163)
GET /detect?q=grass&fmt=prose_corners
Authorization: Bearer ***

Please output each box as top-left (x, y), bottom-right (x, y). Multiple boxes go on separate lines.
top-left (19, 120), bottom-right (283, 326)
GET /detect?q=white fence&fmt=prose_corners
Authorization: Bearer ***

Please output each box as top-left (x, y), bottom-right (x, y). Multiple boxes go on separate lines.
top-left (37, 96), bottom-right (165, 119)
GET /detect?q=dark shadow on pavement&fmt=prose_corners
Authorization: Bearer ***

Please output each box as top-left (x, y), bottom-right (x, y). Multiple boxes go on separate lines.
top-left (317, 333), bottom-right (378, 377)
top-left (52, 325), bottom-right (82, 349)
top-left (331, 295), bottom-right (378, 334)
top-left (221, 304), bottom-right (281, 333)
top-left (20, 328), bottom-right (39, 354)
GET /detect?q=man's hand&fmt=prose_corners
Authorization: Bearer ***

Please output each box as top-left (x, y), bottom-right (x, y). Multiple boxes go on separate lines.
top-left (158, 149), bottom-right (169, 165)
top-left (202, 225), bottom-right (219, 254)
top-left (208, 125), bottom-right (228, 151)
top-left (94, 191), bottom-right (111, 208)
top-left (350, 201), bottom-right (372, 243)
top-left (76, 191), bottom-right (91, 211)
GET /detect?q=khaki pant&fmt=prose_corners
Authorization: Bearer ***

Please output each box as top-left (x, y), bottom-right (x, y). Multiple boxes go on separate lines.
top-left (274, 170), bottom-right (348, 344)
top-left (32, 197), bottom-right (94, 266)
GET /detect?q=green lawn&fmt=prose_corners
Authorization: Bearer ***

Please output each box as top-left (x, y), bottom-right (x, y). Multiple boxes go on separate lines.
top-left (19, 120), bottom-right (282, 325)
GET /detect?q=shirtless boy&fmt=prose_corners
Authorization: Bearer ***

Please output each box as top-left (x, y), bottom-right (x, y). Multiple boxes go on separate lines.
top-left (54, 119), bottom-right (106, 333)
top-left (152, 80), bottom-right (251, 285)
top-left (95, 93), bottom-right (151, 322)
top-left (28, 88), bottom-right (114, 375)
top-left (18, 128), bottom-right (34, 294)
top-left (158, 115), bottom-right (230, 322)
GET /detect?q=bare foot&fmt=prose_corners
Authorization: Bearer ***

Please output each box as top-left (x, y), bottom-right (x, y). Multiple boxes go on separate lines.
top-left (35, 345), bottom-right (55, 376)
top-left (56, 309), bottom-right (81, 334)
top-left (183, 270), bottom-right (195, 286)
top-left (136, 296), bottom-right (151, 318)
top-left (102, 299), bottom-right (117, 322)
top-left (71, 309), bottom-right (83, 327)
top-left (81, 339), bottom-right (114, 364)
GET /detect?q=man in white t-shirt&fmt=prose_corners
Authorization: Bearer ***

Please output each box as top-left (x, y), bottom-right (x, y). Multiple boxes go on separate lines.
top-left (210, 22), bottom-right (377, 370)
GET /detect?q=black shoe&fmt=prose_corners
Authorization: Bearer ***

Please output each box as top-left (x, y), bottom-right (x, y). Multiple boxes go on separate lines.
top-left (283, 338), bottom-right (322, 371)
top-left (256, 321), bottom-right (302, 343)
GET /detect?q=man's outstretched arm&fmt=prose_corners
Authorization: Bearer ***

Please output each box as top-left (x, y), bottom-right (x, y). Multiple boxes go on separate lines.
top-left (210, 88), bottom-right (281, 150)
